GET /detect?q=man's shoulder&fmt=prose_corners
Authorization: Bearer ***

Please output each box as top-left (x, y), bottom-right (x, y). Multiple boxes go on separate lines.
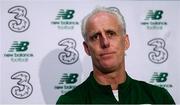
top-left (64, 78), bottom-right (90, 96)
top-left (126, 77), bottom-right (175, 104)
top-left (132, 78), bottom-right (166, 92)
top-left (56, 77), bottom-right (90, 104)
top-left (131, 78), bottom-right (175, 103)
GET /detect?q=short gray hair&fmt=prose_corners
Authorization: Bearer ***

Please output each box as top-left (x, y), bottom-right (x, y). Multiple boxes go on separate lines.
top-left (81, 6), bottom-right (126, 40)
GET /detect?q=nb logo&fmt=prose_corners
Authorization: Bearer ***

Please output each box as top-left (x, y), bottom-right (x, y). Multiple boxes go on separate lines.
top-left (59, 73), bottom-right (78, 84)
top-left (145, 10), bottom-right (163, 20)
top-left (9, 41), bottom-right (29, 52)
top-left (150, 72), bottom-right (168, 83)
top-left (56, 9), bottom-right (75, 20)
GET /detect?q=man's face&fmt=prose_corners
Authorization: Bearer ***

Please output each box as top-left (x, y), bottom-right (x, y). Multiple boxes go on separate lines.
top-left (83, 12), bottom-right (129, 73)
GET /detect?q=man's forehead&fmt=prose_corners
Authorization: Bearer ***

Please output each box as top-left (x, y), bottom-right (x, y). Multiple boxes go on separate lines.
top-left (88, 11), bottom-right (116, 21)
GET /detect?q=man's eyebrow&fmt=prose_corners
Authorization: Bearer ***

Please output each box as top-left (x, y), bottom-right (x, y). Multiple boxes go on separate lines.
top-left (105, 29), bottom-right (115, 32)
top-left (90, 31), bottom-right (101, 36)
top-left (105, 29), bottom-right (117, 33)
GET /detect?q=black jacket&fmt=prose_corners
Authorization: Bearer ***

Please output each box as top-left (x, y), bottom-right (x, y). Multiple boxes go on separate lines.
top-left (56, 72), bottom-right (175, 104)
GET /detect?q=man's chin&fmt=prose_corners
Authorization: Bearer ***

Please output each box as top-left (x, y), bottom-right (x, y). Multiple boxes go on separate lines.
top-left (100, 69), bottom-right (116, 74)
top-left (100, 61), bottom-right (115, 68)
top-left (100, 64), bottom-right (117, 73)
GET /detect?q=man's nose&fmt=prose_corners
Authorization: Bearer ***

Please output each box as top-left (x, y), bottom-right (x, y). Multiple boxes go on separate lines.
top-left (100, 34), bottom-right (110, 48)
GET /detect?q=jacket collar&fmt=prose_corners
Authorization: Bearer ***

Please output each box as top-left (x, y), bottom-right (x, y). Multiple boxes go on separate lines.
top-left (88, 71), bottom-right (132, 94)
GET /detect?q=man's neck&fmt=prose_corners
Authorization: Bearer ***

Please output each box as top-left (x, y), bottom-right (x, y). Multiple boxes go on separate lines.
top-left (93, 68), bottom-right (126, 90)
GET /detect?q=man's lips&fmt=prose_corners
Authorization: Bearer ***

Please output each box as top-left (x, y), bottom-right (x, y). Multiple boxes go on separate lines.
top-left (99, 52), bottom-right (115, 57)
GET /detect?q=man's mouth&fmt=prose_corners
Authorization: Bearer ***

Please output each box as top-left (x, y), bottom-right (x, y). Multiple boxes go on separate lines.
top-left (100, 52), bottom-right (115, 57)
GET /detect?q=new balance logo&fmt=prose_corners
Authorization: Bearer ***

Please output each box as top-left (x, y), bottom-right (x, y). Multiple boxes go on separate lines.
top-left (145, 10), bottom-right (163, 20)
top-left (8, 41), bottom-right (29, 52)
top-left (150, 72), bottom-right (168, 83)
top-left (56, 9), bottom-right (75, 20)
top-left (59, 73), bottom-right (78, 84)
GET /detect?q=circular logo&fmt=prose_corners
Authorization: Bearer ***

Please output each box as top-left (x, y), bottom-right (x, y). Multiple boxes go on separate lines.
top-left (148, 38), bottom-right (168, 64)
top-left (8, 6), bottom-right (30, 32)
top-left (11, 71), bottom-right (33, 99)
top-left (108, 7), bottom-right (120, 14)
top-left (58, 38), bottom-right (79, 65)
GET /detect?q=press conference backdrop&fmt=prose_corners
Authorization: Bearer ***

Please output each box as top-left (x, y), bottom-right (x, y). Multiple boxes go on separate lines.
top-left (1, 0), bottom-right (180, 104)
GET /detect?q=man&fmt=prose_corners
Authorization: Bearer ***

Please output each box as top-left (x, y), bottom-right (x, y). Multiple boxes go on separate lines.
top-left (56, 6), bottom-right (175, 104)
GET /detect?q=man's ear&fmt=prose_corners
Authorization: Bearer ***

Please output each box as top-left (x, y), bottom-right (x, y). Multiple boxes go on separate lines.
top-left (83, 41), bottom-right (90, 56)
top-left (124, 34), bottom-right (130, 50)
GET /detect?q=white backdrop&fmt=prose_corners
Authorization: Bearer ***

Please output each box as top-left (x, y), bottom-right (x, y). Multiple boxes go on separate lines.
top-left (1, 0), bottom-right (180, 104)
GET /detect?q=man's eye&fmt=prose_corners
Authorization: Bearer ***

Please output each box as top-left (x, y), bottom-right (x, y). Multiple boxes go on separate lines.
top-left (91, 34), bottom-right (99, 41)
top-left (107, 31), bottom-right (116, 37)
